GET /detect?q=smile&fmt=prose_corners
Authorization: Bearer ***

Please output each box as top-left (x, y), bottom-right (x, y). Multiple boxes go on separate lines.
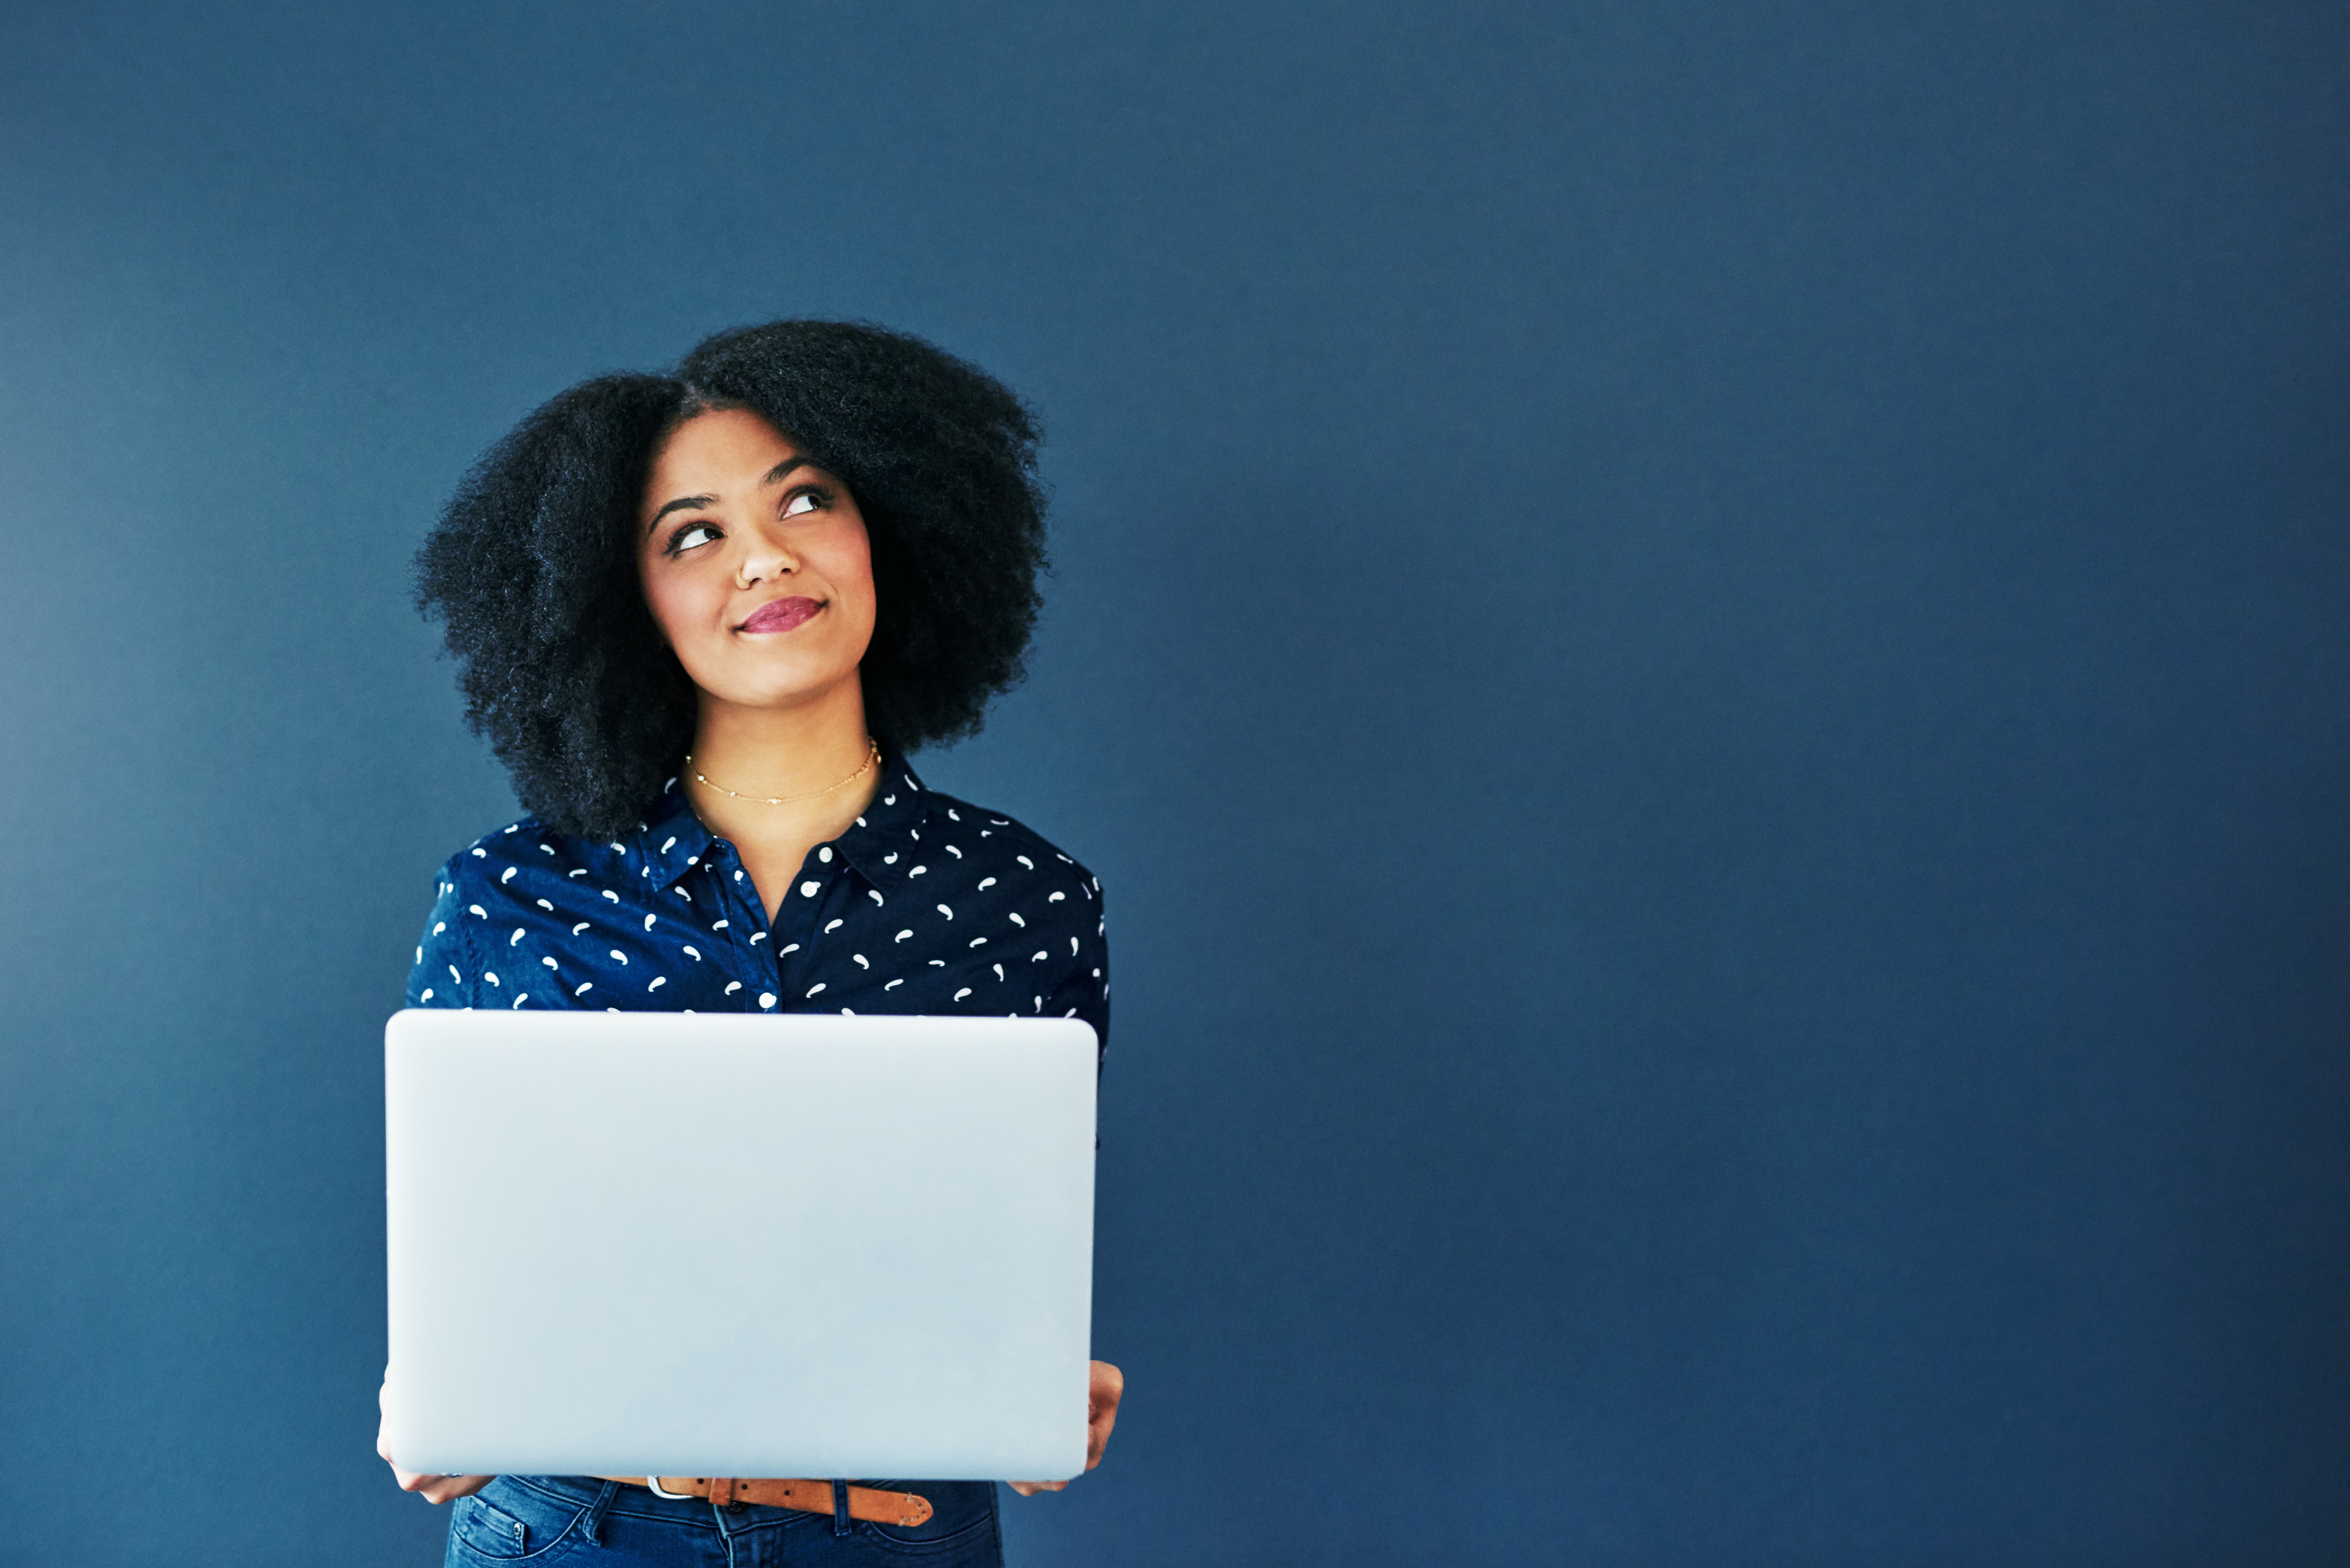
top-left (739, 597), bottom-right (824, 635)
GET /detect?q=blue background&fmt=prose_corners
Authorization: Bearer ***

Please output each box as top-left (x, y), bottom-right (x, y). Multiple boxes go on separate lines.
top-left (2, 2), bottom-right (2344, 1562)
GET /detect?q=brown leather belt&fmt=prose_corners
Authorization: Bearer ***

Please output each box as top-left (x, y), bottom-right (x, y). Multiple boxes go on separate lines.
top-left (593, 1476), bottom-right (932, 1526)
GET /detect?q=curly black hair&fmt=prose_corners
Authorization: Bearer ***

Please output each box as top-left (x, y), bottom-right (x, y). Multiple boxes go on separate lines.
top-left (415, 320), bottom-right (1049, 838)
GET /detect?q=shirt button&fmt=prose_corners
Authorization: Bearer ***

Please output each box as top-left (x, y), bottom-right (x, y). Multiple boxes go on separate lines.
top-left (800, 880), bottom-right (821, 897)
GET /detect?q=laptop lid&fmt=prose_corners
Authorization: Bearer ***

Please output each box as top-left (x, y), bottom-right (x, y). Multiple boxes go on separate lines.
top-left (381, 1009), bottom-right (1097, 1481)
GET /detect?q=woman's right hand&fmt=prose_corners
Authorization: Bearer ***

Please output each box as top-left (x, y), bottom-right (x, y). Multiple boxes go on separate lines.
top-left (379, 1376), bottom-right (496, 1504)
top-left (1009, 1360), bottom-right (1124, 1496)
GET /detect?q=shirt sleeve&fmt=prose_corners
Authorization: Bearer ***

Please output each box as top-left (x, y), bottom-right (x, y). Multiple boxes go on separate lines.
top-left (405, 862), bottom-right (476, 1009)
top-left (1040, 876), bottom-right (1110, 1069)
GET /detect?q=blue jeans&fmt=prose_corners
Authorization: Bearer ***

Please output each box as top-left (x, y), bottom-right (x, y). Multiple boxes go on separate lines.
top-left (444, 1475), bottom-right (1004, 1567)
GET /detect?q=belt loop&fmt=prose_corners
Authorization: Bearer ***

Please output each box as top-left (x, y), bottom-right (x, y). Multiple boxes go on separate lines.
top-left (582, 1479), bottom-right (620, 1546)
top-left (832, 1478), bottom-right (850, 1536)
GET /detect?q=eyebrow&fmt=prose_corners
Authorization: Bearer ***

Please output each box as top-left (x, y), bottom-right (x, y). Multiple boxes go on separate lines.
top-left (643, 458), bottom-right (815, 534)
top-left (646, 493), bottom-right (713, 529)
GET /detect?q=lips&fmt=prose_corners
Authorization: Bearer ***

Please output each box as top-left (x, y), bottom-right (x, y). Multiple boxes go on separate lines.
top-left (740, 596), bottom-right (822, 634)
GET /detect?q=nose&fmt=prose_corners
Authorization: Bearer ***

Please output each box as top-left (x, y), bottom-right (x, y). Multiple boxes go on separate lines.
top-left (735, 539), bottom-right (796, 589)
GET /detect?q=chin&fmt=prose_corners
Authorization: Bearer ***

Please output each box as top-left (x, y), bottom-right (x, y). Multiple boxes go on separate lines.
top-left (712, 666), bottom-right (857, 710)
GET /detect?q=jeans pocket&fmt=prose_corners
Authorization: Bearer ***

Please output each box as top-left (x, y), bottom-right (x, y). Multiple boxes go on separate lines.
top-left (446, 1479), bottom-right (590, 1566)
top-left (853, 1480), bottom-right (1001, 1561)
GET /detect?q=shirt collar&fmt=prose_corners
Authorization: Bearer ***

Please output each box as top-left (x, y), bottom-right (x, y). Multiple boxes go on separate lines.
top-left (633, 753), bottom-right (930, 894)
top-left (639, 774), bottom-right (717, 890)
top-left (834, 756), bottom-right (930, 896)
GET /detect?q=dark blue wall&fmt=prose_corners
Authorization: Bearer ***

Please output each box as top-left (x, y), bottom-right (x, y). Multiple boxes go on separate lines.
top-left (1, 2), bottom-right (2343, 1562)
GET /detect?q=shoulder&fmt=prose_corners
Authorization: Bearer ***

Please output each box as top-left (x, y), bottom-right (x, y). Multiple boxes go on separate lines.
top-left (899, 786), bottom-right (1110, 1044)
top-left (911, 787), bottom-right (1104, 899)
top-left (414, 817), bottom-right (661, 1010)
top-left (897, 786), bottom-right (1109, 1002)
top-left (437, 817), bottom-right (639, 908)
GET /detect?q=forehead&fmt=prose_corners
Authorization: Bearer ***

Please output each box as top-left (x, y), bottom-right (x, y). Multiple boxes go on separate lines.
top-left (644, 408), bottom-right (801, 497)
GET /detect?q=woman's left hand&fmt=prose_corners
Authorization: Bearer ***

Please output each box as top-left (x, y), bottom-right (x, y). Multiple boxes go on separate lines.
top-left (1009, 1360), bottom-right (1124, 1496)
top-left (378, 1374), bottom-right (496, 1504)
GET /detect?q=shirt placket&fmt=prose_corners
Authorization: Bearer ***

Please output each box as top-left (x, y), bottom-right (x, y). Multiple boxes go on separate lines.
top-left (770, 849), bottom-right (841, 1007)
top-left (697, 841), bottom-right (782, 1012)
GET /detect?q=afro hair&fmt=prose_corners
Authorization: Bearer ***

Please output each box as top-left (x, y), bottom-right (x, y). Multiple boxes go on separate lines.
top-left (414, 320), bottom-right (1049, 839)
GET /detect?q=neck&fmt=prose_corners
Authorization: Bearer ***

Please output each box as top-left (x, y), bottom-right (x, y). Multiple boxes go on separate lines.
top-left (683, 679), bottom-right (880, 859)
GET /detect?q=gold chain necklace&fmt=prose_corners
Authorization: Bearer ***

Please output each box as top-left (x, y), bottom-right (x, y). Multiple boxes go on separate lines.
top-left (684, 738), bottom-right (881, 806)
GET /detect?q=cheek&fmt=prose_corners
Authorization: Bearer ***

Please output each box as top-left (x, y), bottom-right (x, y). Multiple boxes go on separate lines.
top-left (637, 553), bottom-right (707, 648)
top-left (829, 523), bottom-right (877, 617)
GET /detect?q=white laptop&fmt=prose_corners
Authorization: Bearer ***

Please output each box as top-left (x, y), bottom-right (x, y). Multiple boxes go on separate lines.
top-left (380, 1009), bottom-right (1098, 1481)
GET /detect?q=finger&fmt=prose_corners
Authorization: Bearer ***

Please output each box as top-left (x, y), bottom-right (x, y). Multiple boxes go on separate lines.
top-left (1007, 1480), bottom-right (1067, 1496)
top-left (1086, 1403), bottom-right (1120, 1469)
top-left (416, 1473), bottom-right (493, 1505)
top-left (1088, 1362), bottom-right (1125, 1427)
top-left (395, 1465), bottom-right (455, 1498)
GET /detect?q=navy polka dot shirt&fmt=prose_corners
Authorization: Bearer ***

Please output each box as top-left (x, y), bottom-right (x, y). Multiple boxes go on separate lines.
top-left (406, 758), bottom-right (1110, 1062)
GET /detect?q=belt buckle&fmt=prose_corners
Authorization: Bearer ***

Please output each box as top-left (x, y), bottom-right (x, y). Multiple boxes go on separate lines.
top-left (645, 1475), bottom-right (697, 1500)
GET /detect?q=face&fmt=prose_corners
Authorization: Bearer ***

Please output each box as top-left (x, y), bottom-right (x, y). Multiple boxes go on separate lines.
top-left (636, 407), bottom-right (877, 716)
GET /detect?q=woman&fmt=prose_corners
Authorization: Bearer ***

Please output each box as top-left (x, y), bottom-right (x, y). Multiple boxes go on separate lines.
top-left (380, 320), bottom-right (1123, 1567)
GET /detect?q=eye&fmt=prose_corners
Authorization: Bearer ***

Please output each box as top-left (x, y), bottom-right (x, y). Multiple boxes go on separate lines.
top-left (782, 487), bottom-right (828, 518)
top-left (665, 522), bottom-right (721, 555)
